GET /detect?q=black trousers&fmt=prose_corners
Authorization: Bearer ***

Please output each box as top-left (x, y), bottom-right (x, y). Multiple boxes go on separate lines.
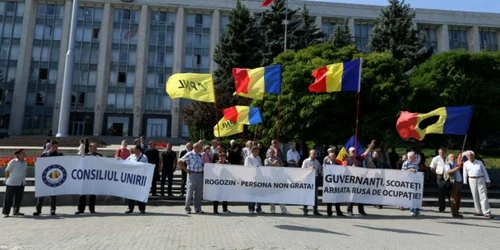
top-left (2, 185), bottom-right (24, 215)
top-left (214, 201), bottom-right (228, 212)
top-left (303, 176), bottom-right (320, 212)
top-left (161, 166), bottom-right (174, 195)
top-left (127, 199), bottom-right (146, 212)
top-left (150, 166), bottom-right (160, 195)
top-left (36, 196), bottom-right (57, 212)
top-left (326, 203), bottom-right (343, 216)
top-left (77, 195), bottom-right (96, 212)
top-left (437, 175), bottom-right (450, 212)
top-left (347, 203), bottom-right (365, 214)
top-left (181, 170), bottom-right (187, 195)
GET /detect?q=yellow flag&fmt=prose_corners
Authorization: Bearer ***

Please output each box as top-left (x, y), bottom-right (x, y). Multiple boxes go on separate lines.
top-left (166, 73), bottom-right (216, 103)
top-left (214, 117), bottom-right (244, 138)
top-left (336, 147), bottom-right (349, 162)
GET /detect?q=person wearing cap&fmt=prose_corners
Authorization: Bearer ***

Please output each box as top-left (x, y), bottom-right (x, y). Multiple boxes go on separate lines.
top-left (2, 149), bottom-right (27, 217)
top-left (145, 141), bottom-right (160, 196)
top-left (213, 150), bottom-right (231, 214)
top-left (322, 147), bottom-right (337, 166)
top-left (302, 149), bottom-right (322, 216)
top-left (179, 143), bottom-right (205, 214)
top-left (463, 150), bottom-right (493, 219)
top-left (346, 140), bottom-right (375, 217)
top-left (34, 141), bottom-right (63, 216)
top-left (245, 146), bottom-right (263, 214)
top-left (75, 143), bottom-right (103, 215)
top-left (125, 144), bottom-right (149, 214)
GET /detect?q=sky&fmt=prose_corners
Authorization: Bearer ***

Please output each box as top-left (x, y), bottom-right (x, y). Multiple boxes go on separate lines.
top-left (315, 0), bottom-right (500, 13)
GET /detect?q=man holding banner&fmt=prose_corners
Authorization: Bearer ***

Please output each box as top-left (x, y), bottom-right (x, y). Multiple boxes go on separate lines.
top-left (265, 148), bottom-right (289, 214)
top-left (75, 143), bottom-right (102, 215)
top-left (33, 140), bottom-right (63, 216)
top-left (245, 146), bottom-right (263, 214)
top-left (346, 140), bottom-right (375, 216)
top-left (125, 145), bottom-right (149, 214)
top-left (301, 150), bottom-right (322, 216)
top-left (402, 152), bottom-right (421, 217)
top-left (324, 152), bottom-right (345, 217)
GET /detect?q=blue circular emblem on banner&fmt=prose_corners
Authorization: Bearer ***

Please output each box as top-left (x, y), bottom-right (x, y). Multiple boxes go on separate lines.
top-left (42, 165), bottom-right (67, 187)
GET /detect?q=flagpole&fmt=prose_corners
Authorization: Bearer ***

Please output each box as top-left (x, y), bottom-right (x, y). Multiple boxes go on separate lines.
top-left (254, 99), bottom-right (265, 141)
top-left (277, 0), bottom-right (288, 144)
top-left (214, 102), bottom-right (221, 144)
top-left (353, 59), bottom-right (363, 166)
top-left (461, 135), bottom-right (468, 152)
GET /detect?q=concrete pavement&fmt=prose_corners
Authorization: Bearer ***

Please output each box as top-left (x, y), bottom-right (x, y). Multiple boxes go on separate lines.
top-left (1, 205), bottom-right (499, 249)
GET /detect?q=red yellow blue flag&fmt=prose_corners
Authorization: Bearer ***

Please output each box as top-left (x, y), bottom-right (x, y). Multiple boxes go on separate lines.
top-left (309, 59), bottom-right (362, 93)
top-left (223, 106), bottom-right (263, 125)
top-left (232, 65), bottom-right (281, 100)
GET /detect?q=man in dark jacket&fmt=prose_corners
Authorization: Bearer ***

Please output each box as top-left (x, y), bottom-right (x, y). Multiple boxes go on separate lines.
top-left (160, 143), bottom-right (177, 197)
top-left (145, 141), bottom-right (160, 196)
top-left (33, 141), bottom-right (63, 216)
top-left (75, 143), bottom-right (103, 214)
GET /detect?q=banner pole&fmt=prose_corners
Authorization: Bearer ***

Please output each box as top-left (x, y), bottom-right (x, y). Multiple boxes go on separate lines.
top-left (353, 92), bottom-right (361, 166)
top-left (214, 102), bottom-right (221, 144)
top-left (277, 94), bottom-right (281, 144)
top-left (254, 99), bottom-right (265, 142)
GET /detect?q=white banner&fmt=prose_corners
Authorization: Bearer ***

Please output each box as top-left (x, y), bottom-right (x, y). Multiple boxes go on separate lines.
top-left (322, 165), bottom-right (424, 208)
top-left (35, 156), bottom-right (154, 202)
top-left (203, 163), bottom-right (316, 205)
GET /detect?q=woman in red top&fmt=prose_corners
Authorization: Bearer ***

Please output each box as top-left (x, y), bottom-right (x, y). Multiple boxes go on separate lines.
top-left (115, 140), bottom-right (131, 160)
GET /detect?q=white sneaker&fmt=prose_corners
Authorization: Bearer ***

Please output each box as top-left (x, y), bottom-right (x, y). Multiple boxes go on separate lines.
top-left (410, 212), bottom-right (416, 217)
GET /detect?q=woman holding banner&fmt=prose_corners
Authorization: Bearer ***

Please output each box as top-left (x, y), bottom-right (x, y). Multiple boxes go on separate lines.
top-left (213, 151), bottom-right (231, 214)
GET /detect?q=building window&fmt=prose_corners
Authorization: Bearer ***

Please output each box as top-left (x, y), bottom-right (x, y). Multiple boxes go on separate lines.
top-left (418, 24), bottom-right (438, 53)
top-left (479, 29), bottom-right (498, 51)
top-left (117, 72), bottom-right (126, 83)
top-left (354, 22), bottom-right (374, 53)
top-left (448, 27), bottom-right (469, 50)
top-left (322, 19), bottom-right (345, 41)
top-left (185, 13), bottom-right (211, 73)
top-left (220, 14), bottom-right (229, 39)
top-left (92, 28), bottom-right (100, 39)
top-left (38, 68), bottom-right (48, 80)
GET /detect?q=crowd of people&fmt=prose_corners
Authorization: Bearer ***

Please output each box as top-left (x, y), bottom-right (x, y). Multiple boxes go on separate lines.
top-left (1, 137), bottom-right (494, 220)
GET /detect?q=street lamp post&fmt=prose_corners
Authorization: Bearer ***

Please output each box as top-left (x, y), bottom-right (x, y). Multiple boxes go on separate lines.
top-left (56, 0), bottom-right (80, 137)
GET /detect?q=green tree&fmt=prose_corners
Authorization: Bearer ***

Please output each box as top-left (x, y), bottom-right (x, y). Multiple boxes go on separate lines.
top-left (260, 0), bottom-right (301, 65)
top-left (182, 0), bottom-right (262, 138)
top-left (368, 0), bottom-right (427, 69)
top-left (409, 50), bottom-right (500, 148)
top-left (256, 43), bottom-right (407, 144)
top-left (293, 5), bottom-right (324, 49)
top-left (331, 21), bottom-right (353, 49)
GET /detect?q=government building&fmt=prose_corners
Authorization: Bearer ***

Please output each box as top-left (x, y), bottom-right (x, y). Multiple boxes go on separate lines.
top-left (0, 0), bottom-right (499, 138)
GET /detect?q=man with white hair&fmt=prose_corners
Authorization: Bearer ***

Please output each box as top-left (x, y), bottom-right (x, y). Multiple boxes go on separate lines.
top-left (322, 147), bottom-right (336, 166)
top-left (402, 151), bottom-right (421, 216)
top-left (287, 143), bottom-right (301, 167)
top-left (463, 151), bottom-right (493, 219)
top-left (245, 146), bottom-right (263, 214)
top-left (178, 143), bottom-right (204, 214)
top-left (265, 148), bottom-right (289, 214)
top-left (444, 153), bottom-right (463, 218)
top-left (242, 140), bottom-right (254, 160)
top-left (302, 149), bottom-right (322, 216)
top-left (430, 148), bottom-right (449, 213)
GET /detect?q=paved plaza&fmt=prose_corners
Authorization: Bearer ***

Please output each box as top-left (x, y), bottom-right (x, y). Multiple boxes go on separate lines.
top-left (0, 205), bottom-right (499, 249)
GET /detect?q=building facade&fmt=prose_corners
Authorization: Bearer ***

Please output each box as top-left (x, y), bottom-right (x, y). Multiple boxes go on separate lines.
top-left (1, 0), bottom-right (499, 138)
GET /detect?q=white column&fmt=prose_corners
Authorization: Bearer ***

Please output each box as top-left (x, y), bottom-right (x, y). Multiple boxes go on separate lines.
top-left (9, 0), bottom-right (36, 135)
top-left (93, 3), bottom-right (113, 136)
top-left (315, 16), bottom-right (322, 31)
top-left (437, 24), bottom-right (450, 52)
top-left (132, 5), bottom-right (150, 137)
top-left (171, 7), bottom-right (185, 138)
top-left (52, 0), bottom-right (73, 134)
top-left (468, 26), bottom-right (480, 52)
top-left (348, 18), bottom-right (355, 38)
top-left (209, 9), bottom-right (220, 72)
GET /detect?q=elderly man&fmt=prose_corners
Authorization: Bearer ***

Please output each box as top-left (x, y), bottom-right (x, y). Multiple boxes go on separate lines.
top-left (145, 141), bottom-right (161, 196)
top-left (346, 140), bottom-right (375, 216)
top-left (322, 147), bottom-right (336, 166)
top-left (34, 141), bottom-right (63, 216)
top-left (463, 151), bottom-right (493, 219)
top-left (302, 150), bottom-right (322, 216)
top-left (245, 146), bottom-right (263, 214)
top-left (179, 142), bottom-right (193, 196)
top-left (324, 152), bottom-right (344, 217)
top-left (2, 149), bottom-right (27, 217)
top-left (209, 140), bottom-right (218, 158)
top-left (75, 143), bottom-right (102, 214)
top-left (179, 143), bottom-right (204, 214)
top-left (125, 145), bottom-right (149, 214)
top-left (265, 148), bottom-right (289, 214)
top-left (267, 140), bottom-right (283, 162)
top-left (402, 151), bottom-right (421, 216)
top-left (242, 140), bottom-right (254, 160)
top-left (161, 143), bottom-right (177, 197)
top-left (287, 143), bottom-right (301, 167)
top-left (228, 140), bottom-right (242, 165)
top-left (444, 153), bottom-right (463, 218)
top-left (430, 148), bottom-right (449, 213)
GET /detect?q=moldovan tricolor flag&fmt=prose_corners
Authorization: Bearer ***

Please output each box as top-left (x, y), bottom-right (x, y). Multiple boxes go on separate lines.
top-left (396, 106), bottom-right (474, 141)
top-left (309, 59), bottom-right (362, 93)
top-left (262, 0), bottom-right (274, 7)
top-left (214, 117), bottom-right (244, 138)
top-left (166, 73), bottom-right (216, 103)
top-left (232, 65), bottom-right (281, 100)
top-left (223, 106), bottom-right (263, 125)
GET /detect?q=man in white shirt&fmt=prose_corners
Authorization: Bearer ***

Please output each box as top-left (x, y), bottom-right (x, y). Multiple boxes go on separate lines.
top-left (245, 146), bottom-right (262, 214)
top-left (301, 150), bottom-right (322, 216)
top-left (463, 151), bottom-right (493, 219)
top-left (286, 143), bottom-right (301, 167)
top-left (430, 148), bottom-right (449, 213)
top-left (444, 153), bottom-right (463, 218)
top-left (242, 140), bottom-right (253, 160)
top-left (2, 149), bottom-right (27, 217)
top-left (125, 145), bottom-right (149, 214)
